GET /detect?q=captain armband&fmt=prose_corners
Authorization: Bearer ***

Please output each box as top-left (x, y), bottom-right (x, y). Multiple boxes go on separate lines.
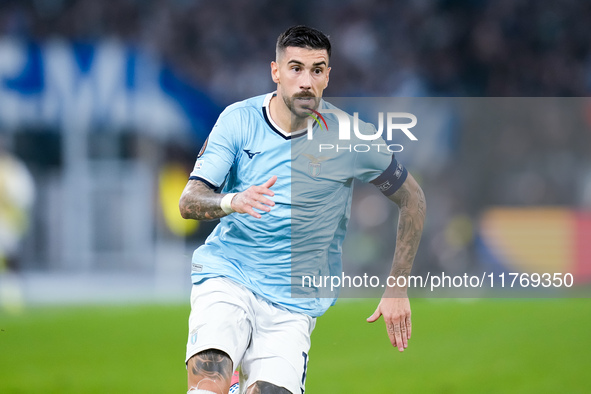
top-left (370, 158), bottom-right (408, 196)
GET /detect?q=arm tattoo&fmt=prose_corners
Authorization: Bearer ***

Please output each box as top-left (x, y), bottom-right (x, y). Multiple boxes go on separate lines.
top-left (179, 180), bottom-right (227, 221)
top-left (388, 176), bottom-right (426, 282)
top-left (189, 349), bottom-right (233, 383)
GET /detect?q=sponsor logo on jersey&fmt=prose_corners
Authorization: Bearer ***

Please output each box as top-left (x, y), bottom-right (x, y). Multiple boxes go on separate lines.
top-left (243, 149), bottom-right (261, 159)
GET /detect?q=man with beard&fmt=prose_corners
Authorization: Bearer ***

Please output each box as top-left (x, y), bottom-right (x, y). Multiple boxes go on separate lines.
top-left (179, 25), bottom-right (425, 394)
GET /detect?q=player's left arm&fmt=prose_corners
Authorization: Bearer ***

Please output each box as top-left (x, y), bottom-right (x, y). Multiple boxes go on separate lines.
top-left (367, 172), bottom-right (426, 352)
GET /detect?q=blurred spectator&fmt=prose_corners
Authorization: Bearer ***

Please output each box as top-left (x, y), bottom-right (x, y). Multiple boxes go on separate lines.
top-left (1, 0), bottom-right (590, 278)
top-left (0, 0), bottom-right (590, 103)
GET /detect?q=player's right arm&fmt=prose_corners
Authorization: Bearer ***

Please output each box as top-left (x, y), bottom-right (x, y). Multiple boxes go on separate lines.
top-left (179, 176), bottom-right (277, 221)
top-left (179, 180), bottom-right (226, 221)
top-left (179, 106), bottom-right (277, 221)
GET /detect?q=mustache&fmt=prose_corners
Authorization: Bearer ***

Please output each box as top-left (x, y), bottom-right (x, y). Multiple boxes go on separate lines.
top-left (292, 91), bottom-right (315, 99)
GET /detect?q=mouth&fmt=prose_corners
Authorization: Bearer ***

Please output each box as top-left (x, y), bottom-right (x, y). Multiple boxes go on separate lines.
top-left (293, 95), bottom-right (316, 109)
top-left (288, 93), bottom-right (318, 118)
top-left (295, 97), bottom-right (313, 104)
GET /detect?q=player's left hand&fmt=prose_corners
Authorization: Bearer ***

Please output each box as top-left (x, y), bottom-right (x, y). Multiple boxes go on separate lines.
top-left (366, 296), bottom-right (411, 352)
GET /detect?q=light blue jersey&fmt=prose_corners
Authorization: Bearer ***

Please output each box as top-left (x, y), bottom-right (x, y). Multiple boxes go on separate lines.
top-left (189, 92), bottom-right (407, 317)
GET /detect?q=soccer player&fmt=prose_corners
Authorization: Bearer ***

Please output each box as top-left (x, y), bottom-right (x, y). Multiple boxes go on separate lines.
top-left (179, 25), bottom-right (426, 394)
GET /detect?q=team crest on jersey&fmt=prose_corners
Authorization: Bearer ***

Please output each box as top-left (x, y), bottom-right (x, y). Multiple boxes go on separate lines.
top-left (190, 329), bottom-right (198, 345)
top-left (302, 154), bottom-right (330, 178)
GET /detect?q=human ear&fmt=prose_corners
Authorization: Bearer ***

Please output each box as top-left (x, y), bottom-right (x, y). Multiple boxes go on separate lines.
top-left (271, 61), bottom-right (280, 83)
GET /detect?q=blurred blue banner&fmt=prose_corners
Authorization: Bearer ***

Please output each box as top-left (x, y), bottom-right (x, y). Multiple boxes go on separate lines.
top-left (0, 39), bottom-right (219, 140)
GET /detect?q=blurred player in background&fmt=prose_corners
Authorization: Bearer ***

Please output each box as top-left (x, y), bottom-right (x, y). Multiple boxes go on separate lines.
top-left (0, 135), bottom-right (35, 312)
top-left (179, 25), bottom-right (425, 394)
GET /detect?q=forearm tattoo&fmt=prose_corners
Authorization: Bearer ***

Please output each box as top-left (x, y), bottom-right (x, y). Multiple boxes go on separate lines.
top-left (389, 179), bottom-right (426, 280)
top-left (179, 180), bottom-right (227, 221)
top-left (189, 349), bottom-right (233, 384)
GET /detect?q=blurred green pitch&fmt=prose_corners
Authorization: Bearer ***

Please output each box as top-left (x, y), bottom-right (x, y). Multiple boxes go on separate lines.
top-left (1, 298), bottom-right (589, 393)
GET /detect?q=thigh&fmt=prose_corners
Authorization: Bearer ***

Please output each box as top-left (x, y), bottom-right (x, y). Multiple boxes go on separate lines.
top-left (241, 299), bottom-right (316, 394)
top-left (186, 277), bottom-right (253, 371)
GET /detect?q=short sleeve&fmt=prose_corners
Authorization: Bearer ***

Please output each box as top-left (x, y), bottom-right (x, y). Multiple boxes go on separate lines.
top-left (353, 123), bottom-right (408, 196)
top-left (189, 109), bottom-right (240, 188)
top-left (353, 121), bottom-right (394, 183)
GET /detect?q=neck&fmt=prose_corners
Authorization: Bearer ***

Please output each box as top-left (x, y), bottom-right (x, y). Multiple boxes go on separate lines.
top-left (269, 95), bottom-right (306, 132)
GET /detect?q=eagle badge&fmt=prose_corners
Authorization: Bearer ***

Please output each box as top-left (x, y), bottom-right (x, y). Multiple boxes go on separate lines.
top-left (302, 154), bottom-right (331, 178)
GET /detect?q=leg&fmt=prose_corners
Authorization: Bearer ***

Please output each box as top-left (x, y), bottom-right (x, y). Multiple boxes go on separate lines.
top-left (240, 299), bottom-right (315, 394)
top-left (246, 381), bottom-right (292, 394)
top-left (185, 278), bottom-right (253, 392)
top-left (187, 349), bottom-right (233, 394)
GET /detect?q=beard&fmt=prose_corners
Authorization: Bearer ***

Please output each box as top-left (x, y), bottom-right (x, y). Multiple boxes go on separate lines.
top-left (282, 91), bottom-right (320, 121)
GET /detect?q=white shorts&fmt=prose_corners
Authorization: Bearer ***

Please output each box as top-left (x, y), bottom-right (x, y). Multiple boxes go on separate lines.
top-left (186, 277), bottom-right (316, 394)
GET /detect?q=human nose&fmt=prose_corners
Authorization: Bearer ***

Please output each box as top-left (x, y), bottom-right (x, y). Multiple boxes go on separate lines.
top-left (299, 70), bottom-right (312, 90)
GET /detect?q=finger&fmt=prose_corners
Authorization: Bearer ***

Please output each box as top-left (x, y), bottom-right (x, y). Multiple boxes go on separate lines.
top-left (254, 195), bottom-right (275, 207)
top-left (406, 316), bottom-right (412, 340)
top-left (261, 198), bottom-right (275, 207)
top-left (246, 195), bottom-right (274, 212)
top-left (260, 175), bottom-right (277, 189)
top-left (400, 321), bottom-right (408, 349)
top-left (253, 185), bottom-right (275, 197)
top-left (244, 207), bottom-right (262, 219)
top-left (252, 201), bottom-right (272, 212)
top-left (237, 193), bottom-right (273, 210)
top-left (394, 322), bottom-right (404, 352)
top-left (366, 307), bottom-right (381, 323)
top-left (386, 323), bottom-right (397, 347)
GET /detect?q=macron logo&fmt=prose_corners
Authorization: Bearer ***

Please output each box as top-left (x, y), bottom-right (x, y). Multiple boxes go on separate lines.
top-left (244, 149), bottom-right (261, 159)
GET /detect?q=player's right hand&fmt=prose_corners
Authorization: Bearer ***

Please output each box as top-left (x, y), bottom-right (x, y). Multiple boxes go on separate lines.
top-left (231, 175), bottom-right (277, 219)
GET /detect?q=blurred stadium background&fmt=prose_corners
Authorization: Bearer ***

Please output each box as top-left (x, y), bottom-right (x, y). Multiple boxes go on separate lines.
top-left (0, 0), bottom-right (590, 392)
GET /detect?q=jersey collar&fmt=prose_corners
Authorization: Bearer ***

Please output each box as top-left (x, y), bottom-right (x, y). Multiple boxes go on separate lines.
top-left (262, 92), bottom-right (311, 140)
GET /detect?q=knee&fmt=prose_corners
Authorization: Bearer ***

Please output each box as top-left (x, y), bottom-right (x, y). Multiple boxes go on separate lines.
top-left (246, 380), bottom-right (292, 394)
top-left (187, 349), bottom-right (233, 394)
